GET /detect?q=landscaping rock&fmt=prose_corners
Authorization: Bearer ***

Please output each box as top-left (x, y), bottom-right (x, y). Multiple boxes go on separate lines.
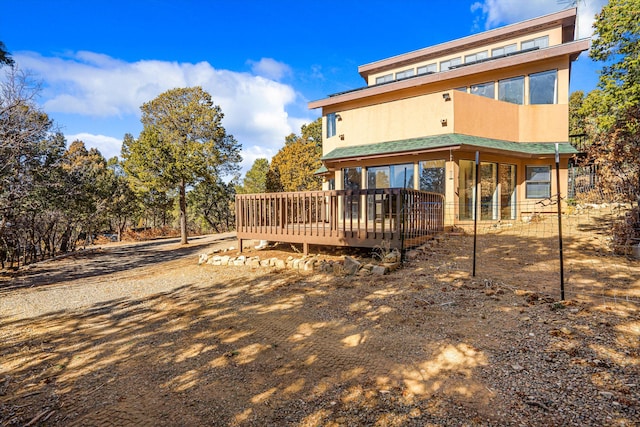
top-left (372, 265), bottom-right (388, 275)
top-left (343, 256), bottom-right (362, 275)
top-left (198, 253), bottom-right (209, 265)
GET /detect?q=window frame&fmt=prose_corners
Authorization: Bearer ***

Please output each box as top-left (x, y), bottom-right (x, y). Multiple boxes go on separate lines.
top-left (491, 43), bottom-right (517, 57)
top-left (375, 73), bottom-right (393, 85)
top-left (521, 35), bottom-right (549, 51)
top-left (464, 50), bottom-right (488, 64)
top-left (498, 75), bottom-right (525, 104)
top-left (395, 68), bottom-right (415, 80)
top-left (417, 63), bottom-right (437, 75)
top-left (525, 165), bottom-right (551, 199)
top-left (529, 69), bottom-right (558, 105)
top-left (440, 57), bottom-right (461, 71)
top-left (419, 159), bottom-right (446, 194)
top-left (470, 81), bottom-right (495, 99)
top-left (326, 112), bottom-right (336, 139)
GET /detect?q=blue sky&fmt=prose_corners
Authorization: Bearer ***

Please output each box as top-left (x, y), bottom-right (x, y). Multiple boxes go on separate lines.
top-left (1, 0), bottom-right (606, 174)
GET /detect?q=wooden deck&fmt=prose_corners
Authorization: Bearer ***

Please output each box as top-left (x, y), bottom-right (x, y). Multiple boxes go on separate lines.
top-left (236, 188), bottom-right (444, 254)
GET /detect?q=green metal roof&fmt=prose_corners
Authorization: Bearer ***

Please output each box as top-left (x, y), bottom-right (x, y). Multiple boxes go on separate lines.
top-left (314, 165), bottom-right (329, 175)
top-left (321, 133), bottom-right (578, 161)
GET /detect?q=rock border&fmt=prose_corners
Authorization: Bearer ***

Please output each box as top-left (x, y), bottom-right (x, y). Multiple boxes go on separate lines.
top-left (198, 235), bottom-right (445, 276)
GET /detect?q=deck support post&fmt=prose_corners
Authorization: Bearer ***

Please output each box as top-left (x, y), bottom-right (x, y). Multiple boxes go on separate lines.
top-left (238, 238), bottom-right (244, 253)
top-left (303, 242), bottom-right (309, 256)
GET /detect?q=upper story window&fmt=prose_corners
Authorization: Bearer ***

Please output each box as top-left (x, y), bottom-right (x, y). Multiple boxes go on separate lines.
top-left (529, 70), bottom-right (557, 104)
top-left (491, 43), bottom-right (517, 57)
top-left (327, 113), bottom-right (337, 138)
top-left (465, 50), bottom-right (488, 64)
top-left (417, 63), bottom-right (437, 75)
top-left (440, 57), bottom-right (461, 71)
top-left (498, 76), bottom-right (524, 104)
top-left (375, 73), bottom-right (393, 85)
top-left (396, 68), bottom-right (415, 80)
top-left (521, 35), bottom-right (549, 51)
top-left (470, 81), bottom-right (495, 99)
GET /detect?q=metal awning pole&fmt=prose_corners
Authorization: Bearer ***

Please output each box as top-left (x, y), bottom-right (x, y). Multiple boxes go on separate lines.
top-left (473, 151), bottom-right (480, 277)
top-left (556, 143), bottom-right (565, 300)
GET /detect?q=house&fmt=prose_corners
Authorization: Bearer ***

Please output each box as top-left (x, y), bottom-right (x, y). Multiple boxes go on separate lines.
top-left (236, 8), bottom-right (590, 253)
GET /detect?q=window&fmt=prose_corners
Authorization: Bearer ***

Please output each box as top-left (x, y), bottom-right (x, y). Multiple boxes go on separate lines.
top-left (455, 86), bottom-right (467, 92)
top-left (521, 35), bottom-right (548, 51)
top-left (367, 163), bottom-right (414, 189)
top-left (500, 164), bottom-right (517, 220)
top-left (465, 50), bottom-right (488, 64)
top-left (529, 70), bottom-right (557, 104)
top-left (417, 63), bottom-right (437, 75)
top-left (367, 166), bottom-right (390, 189)
top-left (375, 73), bottom-right (393, 84)
top-left (526, 166), bottom-right (551, 198)
top-left (459, 160), bottom-right (476, 220)
top-left (440, 57), bottom-right (461, 71)
top-left (343, 167), bottom-right (362, 220)
top-left (391, 164), bottom-right (414, 188)
top-left (498, 76), bottom-right (524, 104)
top-left (491, 43), bottom-right (517, 57)
top-left (480, 162), bottom-right (498, 220)
top-left (470, 81), bottom-right (495, 99)
top-left (419, 160), bottom-right (445, 194)
top-left (326, 112), bottom-right (336, 138)
top-left (395, 68), bottom-right (414, 80)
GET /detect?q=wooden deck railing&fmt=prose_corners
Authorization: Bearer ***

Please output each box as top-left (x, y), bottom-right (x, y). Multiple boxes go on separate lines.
top-left (236, 188), bottom-right (444, 253)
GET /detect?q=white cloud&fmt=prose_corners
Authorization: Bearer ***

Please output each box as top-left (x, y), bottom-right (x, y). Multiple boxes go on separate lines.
top-left (470, 0), bottom-right (607, 39)
top-left (247, 58), bottom-right (292, 81)
top-left (66, 132), bottom-right (123, 160)
top-left (14, 51), bottom-right (317, 174)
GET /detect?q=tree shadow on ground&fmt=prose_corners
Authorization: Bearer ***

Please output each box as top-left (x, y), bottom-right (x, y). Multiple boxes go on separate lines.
top-left (1, 256), bottom-right (638, 426)
top-left (0, 234), bottom-right (236, 294)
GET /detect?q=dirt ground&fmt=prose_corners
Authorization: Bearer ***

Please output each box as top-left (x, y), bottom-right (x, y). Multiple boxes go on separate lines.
top-left (0, 213), bottom-right (639, 426)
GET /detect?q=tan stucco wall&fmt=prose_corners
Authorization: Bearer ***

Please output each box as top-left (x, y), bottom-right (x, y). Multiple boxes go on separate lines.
top-left (323, 92), bottom-right (454, 156)
top-left (452, 91), bottom-right (520, 141)
top-left (519, 104), bottom-right (569, 142)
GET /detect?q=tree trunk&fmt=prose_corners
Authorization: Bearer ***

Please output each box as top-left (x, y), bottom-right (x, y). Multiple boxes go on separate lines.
top-left (179, 181), bottom-right (188, 244)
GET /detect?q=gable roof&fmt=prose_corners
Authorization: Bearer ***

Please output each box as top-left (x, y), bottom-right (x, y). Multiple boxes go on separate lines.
top-left (321, 134), bottom-right (578, 163)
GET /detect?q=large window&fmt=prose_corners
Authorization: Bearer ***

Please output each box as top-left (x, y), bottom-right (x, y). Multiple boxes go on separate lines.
top-left (343, 167), bottom-right (362, 190)
top-left (500, 164), bottom-right (517, 220)
top-left (440, 57), bottom-right (461, 71)
top-left (526, 166), bottom-right (551, 199)
top-left (417, 63), bottom-right (437, 75)
top-left (459, 160), bottom-right (476, 220)
top-left (396, 68), bottom-right (414, 80)
top-left (522, 35), bottom-right (549, 51)
top-left (343, 167), bottom-right (362, 220)
top-left (471, 81), bottom-right (495, 99)
top-left (419, 160), bottom-right (445, 194)
top-left (460, 161), bottom-right (517, 220)
top-left (326, 113), bottom-right (336, 138)
top-left (498, 76), bottom-right (524, 104)
top-left (367, 163), bottom-right (414, 189)
top-left (529, 70), bottom-right (557, 104)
